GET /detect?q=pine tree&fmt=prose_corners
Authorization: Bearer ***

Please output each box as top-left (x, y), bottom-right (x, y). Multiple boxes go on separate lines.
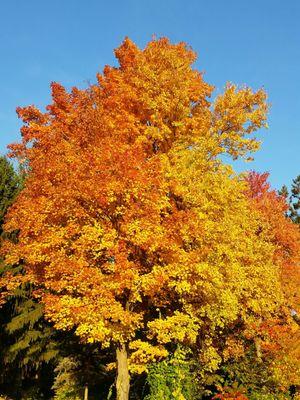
top-left (279, 177), bottom-right (300, 224)
top-left (0, 156), bottom-right (109, 397)
top-left (0, 156), bottom-right (20, 233)
top-left (289, 175), bottom-right (300, 224)
top-left (0, 156), bottom-right (58, 398)
top-left (278, 184), bottom-right (289, 200)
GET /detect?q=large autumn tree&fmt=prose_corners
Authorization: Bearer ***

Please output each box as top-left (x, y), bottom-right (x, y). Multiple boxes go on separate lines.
top-left (1, 38), bottom-right (286, 400)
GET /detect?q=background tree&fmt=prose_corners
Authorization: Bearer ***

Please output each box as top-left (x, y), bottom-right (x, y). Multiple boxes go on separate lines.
top-left (279, 175), bottom-right (300, 224)
top-left (289, 175), bottom-right (300, 224)
top-left (245, 172), bottom-right (300, 393)
top-left (0, 157), bottom-right (20, 234)
top-left (0, 156), bottom-right (59, 399)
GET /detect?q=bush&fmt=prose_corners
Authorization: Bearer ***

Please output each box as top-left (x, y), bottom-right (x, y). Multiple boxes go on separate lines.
top-left (145, 346), bottom-right (199, 400)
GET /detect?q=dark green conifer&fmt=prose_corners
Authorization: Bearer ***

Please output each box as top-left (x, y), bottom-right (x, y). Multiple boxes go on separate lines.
top-left (289, 175), bottom-right (300, 224)
top-left (0, 156), bottom-right (21, 233)
top-left (0, 156), bottom-right (58, 398)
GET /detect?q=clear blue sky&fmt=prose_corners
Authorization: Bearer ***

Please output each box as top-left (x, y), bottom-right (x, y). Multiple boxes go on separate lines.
top-left (0, 0), bottom-right (299, 189)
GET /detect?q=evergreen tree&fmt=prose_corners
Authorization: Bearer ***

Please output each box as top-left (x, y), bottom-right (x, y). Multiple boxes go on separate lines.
top-left (0, 156), bottom-right (111, 398)
top-left (278, 184), bottom-right (289, 200)
top-left (0, 156), bottom-right (58, 398)
top-left (289, 175), bottom-right (300, 224)
top-left (0, 156), bottom-right (23, 396)
top-left (0, 156), bottom-right (20, 233)
top-left (279, 176), bottom-right (300, 224)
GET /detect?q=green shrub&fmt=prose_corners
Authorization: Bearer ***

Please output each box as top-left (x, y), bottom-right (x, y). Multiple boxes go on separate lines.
top-left (145, 346), bottom-right (200, 400)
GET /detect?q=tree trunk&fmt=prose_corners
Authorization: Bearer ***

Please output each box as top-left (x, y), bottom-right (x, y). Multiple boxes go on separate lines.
top-left (84, 385), bottom-right (88, 400)
top-left (116, 343), bottom-right (130, 400)
top-left (254, 337), bottom-right (262, 361)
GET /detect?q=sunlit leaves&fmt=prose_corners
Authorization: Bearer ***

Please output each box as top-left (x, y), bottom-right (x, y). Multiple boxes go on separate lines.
top-left (1, 37), bottom-right (287, 381)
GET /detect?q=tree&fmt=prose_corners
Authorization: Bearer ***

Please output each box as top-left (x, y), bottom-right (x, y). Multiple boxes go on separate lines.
top-left (279, 175), bottom-right (300, 224)
top-left (2, 38), bottom-right (284, 400)
top-left (0, 156), bottom-right (20, 234)
top-left (246, 172), bottom-right (300, 392)
top-left (0, 157), bottom-right (58, 398)
top-left (0, 160), bottom-right (110, 398)
top-left (247, 172), bottom-right (300, 312)
top-left (0, 156), bottom-right (26, 396)
top-left (289, 175), bottom-right (300, 224)
top-left (278, 184), bottom-right (288, 200)
top-left (0, 285), bottom-right (60, 399)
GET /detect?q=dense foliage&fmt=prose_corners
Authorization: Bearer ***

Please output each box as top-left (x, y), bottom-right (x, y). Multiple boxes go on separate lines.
top-left (0, 38), bottom-right (299, 400)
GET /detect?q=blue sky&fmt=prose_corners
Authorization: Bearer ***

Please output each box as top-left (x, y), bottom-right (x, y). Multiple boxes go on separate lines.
top-left (0, 0), bottom-right (299, 189)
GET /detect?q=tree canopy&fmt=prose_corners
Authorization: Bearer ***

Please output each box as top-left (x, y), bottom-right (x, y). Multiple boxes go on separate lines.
top-left (1, 38), bottom-right (299, 400)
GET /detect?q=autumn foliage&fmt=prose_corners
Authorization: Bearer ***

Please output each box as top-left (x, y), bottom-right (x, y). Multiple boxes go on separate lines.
top-left (1, 38), bottom-right (299, 399)
top-left (213, 391), bottom-right (248, 400)
top-left (245, 171), bottom-right (300, 389)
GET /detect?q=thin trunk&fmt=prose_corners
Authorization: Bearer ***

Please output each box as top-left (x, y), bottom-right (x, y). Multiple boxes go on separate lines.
top-left (254, 337), bottom-right (262, 361)
top-left (255, 318), bottom-right (262, 362)
top-left (84, 385), bottom-right (88, 400)
top-left (116, 343), bottom-right (130, 400)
